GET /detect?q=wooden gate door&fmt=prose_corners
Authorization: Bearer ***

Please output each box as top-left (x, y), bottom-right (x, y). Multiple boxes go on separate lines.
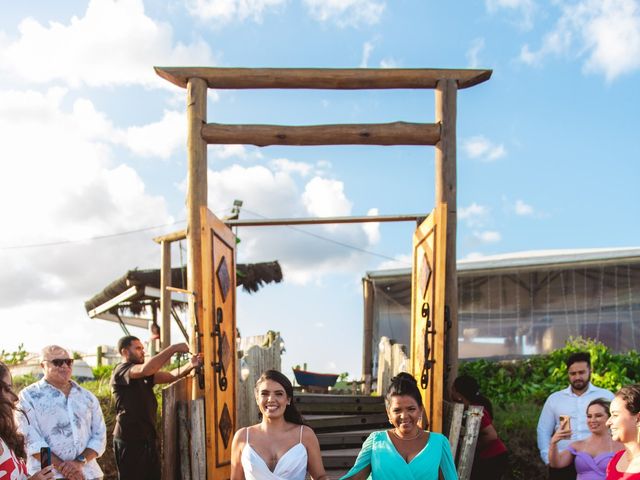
top-left (201, 207), bottom-right (237, 479)
top-left (410, 203), bottom-right (447, 432)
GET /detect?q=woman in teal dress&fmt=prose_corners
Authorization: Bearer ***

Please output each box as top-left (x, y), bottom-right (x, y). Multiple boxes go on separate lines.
top-left (341, 373), bottom-right (458, 480)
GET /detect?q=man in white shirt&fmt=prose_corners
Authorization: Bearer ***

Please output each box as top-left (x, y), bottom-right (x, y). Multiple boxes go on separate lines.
top-left (536, 351), bottom-right (614, 480)
top-left (17, 345), bottom-right (107, 480)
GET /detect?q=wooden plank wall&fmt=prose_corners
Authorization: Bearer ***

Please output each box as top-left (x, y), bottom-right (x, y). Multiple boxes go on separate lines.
top-left (375, 336), bottom-right (409, 396)
top-left (236, 334), bottom-right (282, 428)
top-left (190, 398), bottom-right (207, 480)
top-left (443, 400), bottom-right (465, 458)
top-left (162, 377), bottom-right (190, 480)
top-left (456, 405), bottom-right (483, 480)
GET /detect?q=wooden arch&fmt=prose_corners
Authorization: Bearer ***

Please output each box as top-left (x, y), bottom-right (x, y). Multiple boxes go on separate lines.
top-left (156, 66), bottom-right (492, 479)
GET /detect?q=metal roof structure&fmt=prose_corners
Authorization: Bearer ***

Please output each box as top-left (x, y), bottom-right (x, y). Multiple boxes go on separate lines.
top-left (366, 247), bottom-right (640, 280)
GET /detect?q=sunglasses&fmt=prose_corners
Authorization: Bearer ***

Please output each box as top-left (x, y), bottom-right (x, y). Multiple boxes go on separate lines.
top-left (47, 359), bottom-right (74, 367)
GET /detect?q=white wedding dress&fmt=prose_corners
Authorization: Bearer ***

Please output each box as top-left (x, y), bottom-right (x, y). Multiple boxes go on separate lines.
top-left (241, 425), bottom-right (308, 480)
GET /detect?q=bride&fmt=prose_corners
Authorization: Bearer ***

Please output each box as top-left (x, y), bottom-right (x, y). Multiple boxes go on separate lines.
top-left (230, 370), bottom-right (328, 480)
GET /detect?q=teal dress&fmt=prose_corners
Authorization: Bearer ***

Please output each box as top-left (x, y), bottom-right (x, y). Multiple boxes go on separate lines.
top-left (341, 431), bottom-right (458, 480)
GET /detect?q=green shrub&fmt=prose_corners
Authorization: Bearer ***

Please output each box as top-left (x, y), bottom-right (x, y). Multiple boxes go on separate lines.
top-left (459, 337), bottom-right (640, 480)
top-left (92, 364), bottom-right (116, 381)
top-left (459, 336), bottom-right (640, 408)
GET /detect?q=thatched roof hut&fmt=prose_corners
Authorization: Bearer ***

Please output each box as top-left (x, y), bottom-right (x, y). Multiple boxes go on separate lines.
top-left (84, 262), bottom-right (282, 333)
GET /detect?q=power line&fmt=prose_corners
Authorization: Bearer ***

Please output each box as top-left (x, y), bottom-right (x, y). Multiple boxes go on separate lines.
top-left (1, 206), bottom-right (412, 267)
top-left (239, 207), bottom-right (409, 264)
top-left (0, 220), bottom-right (188, 251)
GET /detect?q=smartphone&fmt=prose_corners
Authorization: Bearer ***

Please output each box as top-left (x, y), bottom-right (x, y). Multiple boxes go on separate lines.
top-left (40, 447), bottom-right (51, 469)
top-left (559, 415), bottom-right (571, 431)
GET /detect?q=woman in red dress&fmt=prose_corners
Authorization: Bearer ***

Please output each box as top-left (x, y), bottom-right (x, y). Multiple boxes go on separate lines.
top-left (0, 362), bottom-right (53, 480)
top-left (451, 375), bottom-right (509, 480)
top-left (606, 384), bottom-right (640, 479)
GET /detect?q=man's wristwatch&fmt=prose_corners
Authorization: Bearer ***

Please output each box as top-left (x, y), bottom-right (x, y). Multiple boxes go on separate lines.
top-left (74, 454), bottom-right (87, 464)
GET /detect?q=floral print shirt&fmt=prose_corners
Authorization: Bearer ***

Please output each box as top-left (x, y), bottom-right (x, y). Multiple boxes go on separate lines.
top-left (16, 379), bottom-right (106, 479)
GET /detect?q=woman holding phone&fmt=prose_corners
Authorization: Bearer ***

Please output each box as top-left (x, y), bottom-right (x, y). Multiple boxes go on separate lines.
top-left (0, 361), bottom-right (54, 480)
top-left (549, 398), bottom-right (622, 479)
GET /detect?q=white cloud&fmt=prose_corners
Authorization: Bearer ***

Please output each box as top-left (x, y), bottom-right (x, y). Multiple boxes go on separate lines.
top-left (519, 0), bottom-right (640, 82)
top-left (514, 199), bottom-right (535, 216)
top-left (376, 254), bottom-right (411, 270)
top-left (205, 164), bottom-right (379, 285)
top-left (304, 0), bottom-right (385, 27)
top-left (485, 0), bottom-right (537, 30)
top-left (185, 0), bottom-right (286, 23)
top-left (462, 135), bottom-right (506, 162)
top-left (0, 87), bottom-right (173, 308)
top-left (209, 144), bottom-right (263, 161)
top-left (0, 0), bottom-right (215, 88)
top-left (363, 208), bottom-right (381, 245)
top-left (118, 110), bottom-right (186, 159)
top-left (269, 158), bottom-right (313, 177)
top-left (360, 41), bottom-right (375, 68)
top-left (459, 203), bottom-right (490, 227)
top-left (464, 251), bottom-right (487, 260)
top-left (466, 38), bottom-right (485, 68)
top-left (474, 230), bottom-right (502, 243)
top-left (302, 177), bottom-right (352, 218)
top-left (379, 57), bottom-right (399, 68)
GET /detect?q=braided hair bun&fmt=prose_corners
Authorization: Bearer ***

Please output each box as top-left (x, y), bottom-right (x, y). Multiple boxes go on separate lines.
top-left (386, 372), bottom-right (423, 409)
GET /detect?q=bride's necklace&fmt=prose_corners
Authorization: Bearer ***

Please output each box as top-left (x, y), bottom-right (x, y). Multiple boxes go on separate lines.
top-left (392, 428), bottom-right (422, 441)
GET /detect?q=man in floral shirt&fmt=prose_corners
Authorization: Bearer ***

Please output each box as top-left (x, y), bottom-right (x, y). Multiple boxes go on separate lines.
top-left (16, 345), bottom-right (106, 480)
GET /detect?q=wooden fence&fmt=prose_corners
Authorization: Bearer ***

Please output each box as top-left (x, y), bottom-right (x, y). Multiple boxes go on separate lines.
top-left (376, 336), bottom-right (410, 395)
top-left (236, 333), bottom-right (283, 427)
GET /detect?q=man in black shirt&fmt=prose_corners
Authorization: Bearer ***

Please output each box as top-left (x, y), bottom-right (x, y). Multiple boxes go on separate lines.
top-left (110, 336), bottom-right (199, 480)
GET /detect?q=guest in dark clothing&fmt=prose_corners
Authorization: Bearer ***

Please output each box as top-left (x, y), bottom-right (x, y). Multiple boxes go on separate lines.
top-left (110, 336), bottom-right (200, 480)
top-left (452, 375), bottom-right (509, 480)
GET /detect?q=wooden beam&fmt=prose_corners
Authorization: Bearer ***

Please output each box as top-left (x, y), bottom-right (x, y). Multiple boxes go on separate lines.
top-left (226, 213), bottom-right (426, 227)
top-left (160, 241), bottom-right (172, 349)
top-left (151, 213), bottom-right (424, 241)
top-left (153, 229), bottom-right (187, 244)
top-left (435, 79), bottom-right (458, 395)
top-left (154, 67), bottom-right (492, 90)
top-left (87, 285), bottom-right (139, 318)
top-left (186, 77), bottom-right (207, 397)
top-left (201, 122), bottom-right (439, 146)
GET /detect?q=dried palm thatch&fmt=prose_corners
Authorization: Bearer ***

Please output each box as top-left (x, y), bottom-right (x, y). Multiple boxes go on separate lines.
top-left (84, 261), bottom-right (282, 316)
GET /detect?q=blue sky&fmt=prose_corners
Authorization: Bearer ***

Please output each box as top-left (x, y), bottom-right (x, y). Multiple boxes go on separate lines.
top-left (1, 0), bottom-right (639, 378)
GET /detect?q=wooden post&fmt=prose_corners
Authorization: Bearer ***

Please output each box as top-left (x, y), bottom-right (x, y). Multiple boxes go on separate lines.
top-left (150, 305), bottom-right (158, 355)
top-left (186, 77), bottom-right (208, 398)
top-left (160, 240), bottom-right (172, 349)
top-left (362, 278), bottom-right (374, 394)
top-left (435, 79), bottom-right (458, 395)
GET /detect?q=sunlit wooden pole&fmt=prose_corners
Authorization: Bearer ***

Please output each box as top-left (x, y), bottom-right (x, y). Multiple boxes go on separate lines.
top-left (186, 77), bottom-right (208, 399)
top-left (435, 79), bottom-right (458, 395)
